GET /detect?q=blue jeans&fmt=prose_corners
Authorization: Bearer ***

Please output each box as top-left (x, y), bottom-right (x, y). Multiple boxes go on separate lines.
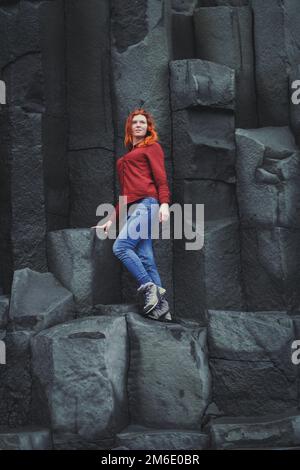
top-left (112, 197), bottom-right (162, 288)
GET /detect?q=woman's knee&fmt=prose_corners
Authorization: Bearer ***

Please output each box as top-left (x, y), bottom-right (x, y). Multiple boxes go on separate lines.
top-left (113, 240), bottom-right (122, 257)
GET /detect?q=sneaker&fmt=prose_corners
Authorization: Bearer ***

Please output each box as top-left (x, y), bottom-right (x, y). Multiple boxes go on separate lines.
top-left (137, 282), bottom-right (160, 314)
top-left (146, 297), bottom-right (173, 323)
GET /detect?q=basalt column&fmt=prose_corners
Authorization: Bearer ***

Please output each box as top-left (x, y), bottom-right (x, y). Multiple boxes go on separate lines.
top-left (170, 59), bottom-right (245, 322)
top-left (110, 0), bottom-right (174, 312)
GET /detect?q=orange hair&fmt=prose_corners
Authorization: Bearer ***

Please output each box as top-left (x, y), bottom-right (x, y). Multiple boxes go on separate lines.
top-left (124, 108), bottom-right (158, 149)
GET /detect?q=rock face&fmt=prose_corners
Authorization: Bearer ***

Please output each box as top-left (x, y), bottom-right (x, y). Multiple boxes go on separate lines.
top-left (115, 425), bottom-right (209, 450)
top-left (194, 5), bottom-right (257, 128)
top-left (126, 314), bottom-right (211, 428)
top-left (0, 296), bottom-right (9, 330)
top-left (0, 427), bottom-right (53, 450)
top-left (1, 0), bottom-right (300, 450)
top-left (236, 127), bottom-right (300, 311)
top-left (9, 268), bottom-right (75, 332)
top-left (170, 58), bottom-right (244, 321)
top-left (30, 316), bottom-right (129, 449)
top-left (47, 229), bottom-right (122, 314)
top-left (0, 330), bottom-right (32, 427)
top-left (207, 310), bottom-right (297, 416)
top-left (207, 413), bottom-right (300, 449)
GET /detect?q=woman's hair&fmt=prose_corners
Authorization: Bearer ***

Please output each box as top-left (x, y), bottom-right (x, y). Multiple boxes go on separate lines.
top-left (124, 108), bottom-right (158, 149)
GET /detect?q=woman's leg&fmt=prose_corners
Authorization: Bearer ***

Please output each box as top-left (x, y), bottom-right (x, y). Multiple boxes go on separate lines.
top-left (136, 237), bottom-right (162, 287)
top-left (112, 198), bottom-right (159, 287)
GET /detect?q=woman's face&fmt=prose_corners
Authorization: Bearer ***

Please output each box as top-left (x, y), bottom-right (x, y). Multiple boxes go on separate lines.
top-left (131, 114), bottom-right (148, 139)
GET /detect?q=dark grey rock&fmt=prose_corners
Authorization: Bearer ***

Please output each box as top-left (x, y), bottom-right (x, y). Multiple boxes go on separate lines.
top-left (194, 5), bottom-right (257, 127)
top-left (173, 180), bottom-right (244, 314)
top-left (111, 0), bottom-right (148, 53)
top-left (5, 53), bottom-right (44, 112)
top-left (0, 330), bottom-right (32, 426)
top-left (47, 228), bottom-right (122, 314)
top-left (180, 179), bottom-right (238, 221)
top-left (210, 356), bottom-right (297, 417)
top-left (65, 0), bottom-right (114, 150)
top-left (43, 114), bottom-right (69, 231)
top-left (91, 303), bottom-right (140, 316)
top-left (236, 127), bottom-right (300, 228)
top-left (173, 236), bottom-right (206, 322)
top-left (199, 1), bottom-right (249, 5)
top-left (172, 109), bottom-right (236, 182)
top-left (207, 307), bottom-right (298, 420)
top-left (6, 107), bottom-right (47, 274)
top-left (0, 1), bottom-right (40, 70)
top-left (0, 426), bottom-right (53, 450)
top-left (289, 64), bottom-right (300, 147)
top-left (40, 0), bottom-right (66, 116)
top-left (30, 315), bottom-right (129, 449)
top-left (207, 310), bottom-right (294, 362)
top-left (207, 413), bottom-right (300, 449)
top-left (241, 227), bottom-right (300, 311)
top-left (115, 425), bottom-right (209, 450)
top-left (111, 0), bottom-right (172, 156)
top-left (126, 313), bottom-right (211, 428)
top-left (170, 59), bottom-right (235, 111)
top-left (68, 148), bottom-right (114, 228)
top-left (283, 0), bottom-right (300, 72)
top-left (171, 13), bottom-right (196, 60)
top-left (251, 0), bottom-right (289, 126)
top-left (9, 268), bottom-right (75, 332)
top-left (0, 296), bottom-right (9, 329)
top-left (172, 0), bottom-right (198, 14)
top-left (202, 219), bottom-right (244, 310)
top-left (0, 108), bottom-right (12, 294)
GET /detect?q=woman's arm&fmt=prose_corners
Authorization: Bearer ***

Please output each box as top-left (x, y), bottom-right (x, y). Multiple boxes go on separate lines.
top-left (145, 142), bottom-right (171, 205)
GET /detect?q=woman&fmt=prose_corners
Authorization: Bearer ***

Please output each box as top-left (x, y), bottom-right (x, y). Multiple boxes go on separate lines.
top-left (98, 109), bottom-right (172, 322)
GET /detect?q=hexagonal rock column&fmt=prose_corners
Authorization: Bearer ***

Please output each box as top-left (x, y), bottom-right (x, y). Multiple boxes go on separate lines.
top-left (171, 0), bottom-right (198, 60)
top-left (170, 60), bottom-right (236, 183)
top-left (0, 295), bottom-right (9, 330)
top-left (65, 0), bottom-right (115, 228)
top-left (126, 314), bottom-right (211, 429)
top-left (0, 1), bottom-right (51, 293)
top-left (30, 315), bottom-right (129, 450)
top-left (236, 127), bottom-right (300, 311)
top-left (9, 268), bottom-right (75, 332)
top-left (0, 268), bottom-right (75, 427)
top-left (289, 64), bottom-right (300, 147)
top-left (193, 5), bottom-right (257, 128)
top-left (0, 426), bottom-right (52, 450)
top-left (206, 413), bottom-right (300, 449)
top-left (251, 0), bottom-right (300, 127)
top-left (47, 228), bottom-right (122, 315)
top-left (110, 0), bottom-right (174, 307)
top-left (170, 59), bottom-right (244, 319)
top-left (198, 1), bottom-right (249, 5)
top-left (0, 330), bottom-right (32, 427)
top-left (207, 310), bottom-right (298, 416)
top-left (114, 424), bottom-right (209, 450)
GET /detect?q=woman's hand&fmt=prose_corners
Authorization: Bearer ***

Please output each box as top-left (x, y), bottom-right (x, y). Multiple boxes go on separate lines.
top-left (159, 203), bottom-right (170, 223)
top-left (90, 220), bottom-right (113, 234)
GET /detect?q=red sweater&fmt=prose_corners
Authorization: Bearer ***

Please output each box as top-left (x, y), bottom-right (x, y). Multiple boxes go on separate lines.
top-left (108, 141), bottom-right (171, 223)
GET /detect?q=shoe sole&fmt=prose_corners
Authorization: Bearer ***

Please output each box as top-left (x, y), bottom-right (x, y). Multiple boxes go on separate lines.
top-left (146, 310), bottom-right (173, 323)
top-left (143, 298), bottom-right (159, 314)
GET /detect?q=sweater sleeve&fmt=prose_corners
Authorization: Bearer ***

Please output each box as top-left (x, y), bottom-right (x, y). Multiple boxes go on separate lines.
top-left (145, 143), bottom-right (171, 204)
